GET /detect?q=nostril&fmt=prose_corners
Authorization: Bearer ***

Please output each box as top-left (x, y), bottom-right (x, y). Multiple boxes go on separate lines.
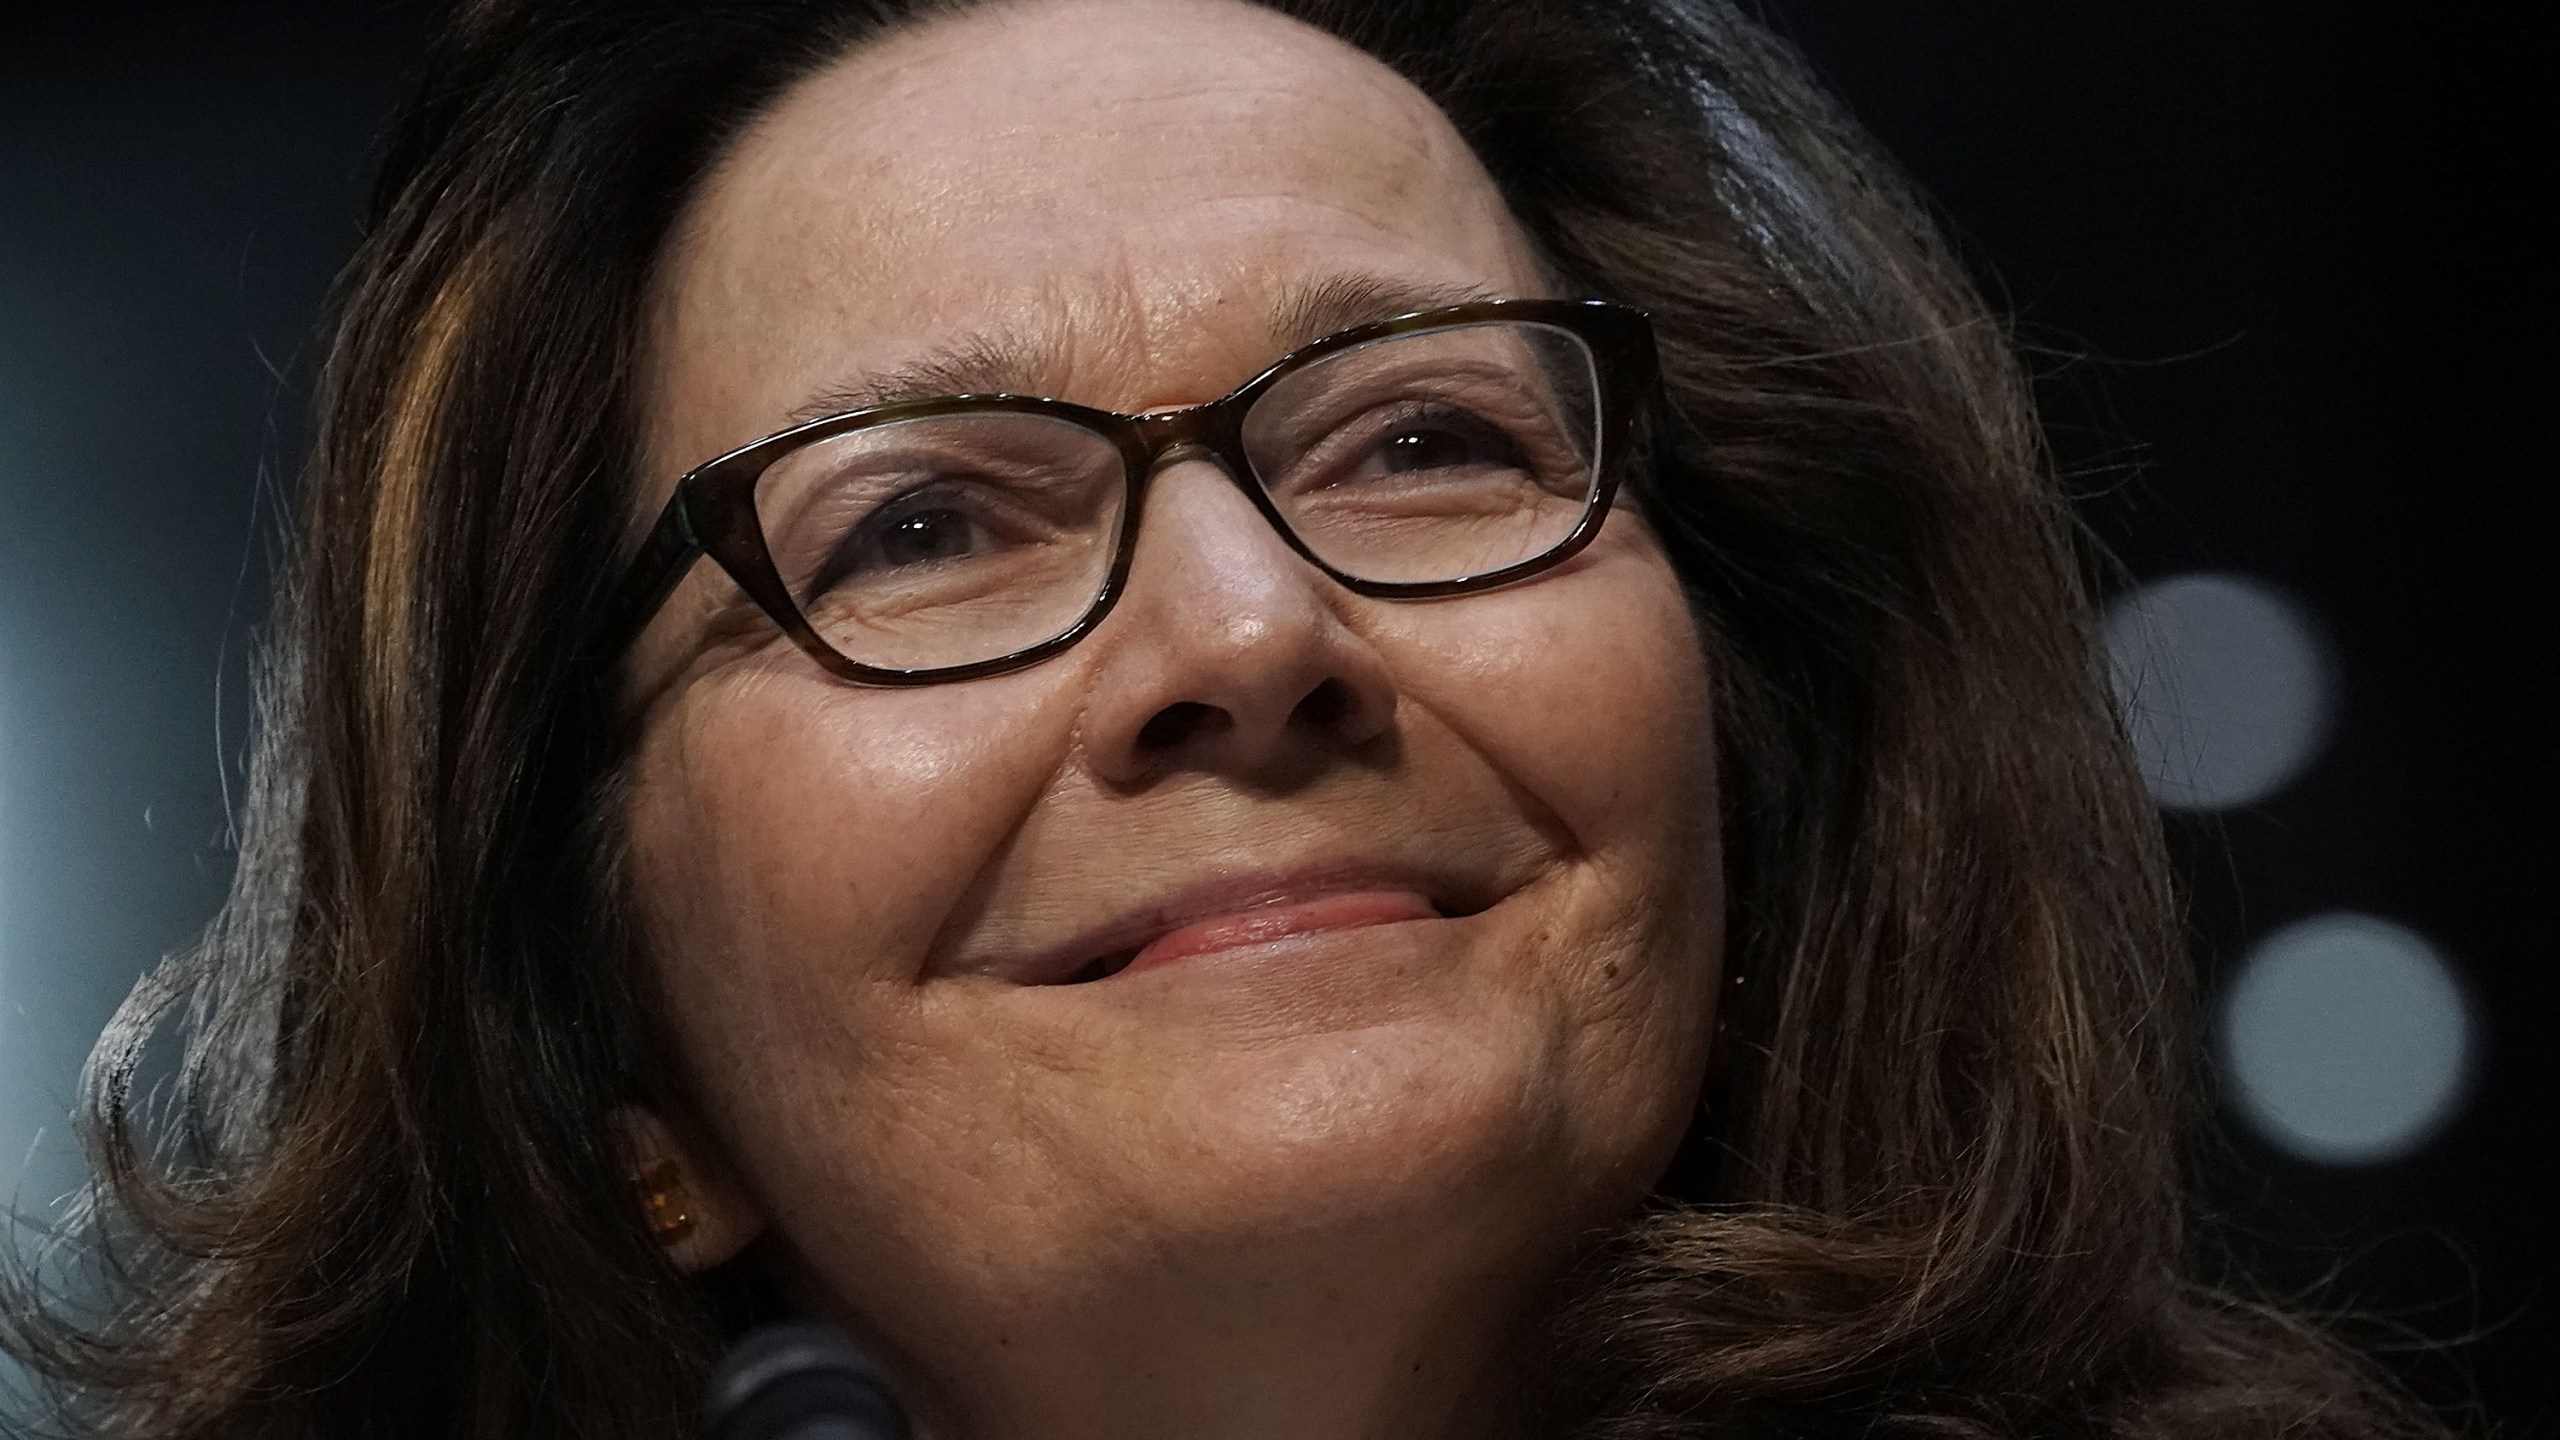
top-left (1291, 677), bottom-right (1357, 732)
top-left (1137, 700), bottom-right (1228, 752)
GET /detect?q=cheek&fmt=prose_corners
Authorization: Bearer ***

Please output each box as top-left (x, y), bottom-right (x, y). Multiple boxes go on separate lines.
top-left (1396, 538), bottom-right (1717, 886)
top-left (1382, 532), bottom-right (1723, 1162)
top-left (622, 659), bottom-right (1068, 1085)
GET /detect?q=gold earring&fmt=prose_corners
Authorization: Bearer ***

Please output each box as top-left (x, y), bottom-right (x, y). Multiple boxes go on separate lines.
top-left (636, 1157), bottom-right (697, 1245)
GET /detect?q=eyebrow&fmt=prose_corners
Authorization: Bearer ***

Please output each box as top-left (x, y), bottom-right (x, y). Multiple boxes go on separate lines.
top-left (781, 272), bottom-right (1514, 426)
top-left (1266, 272), bottom-right (1509, 350)
top-left (785, 333), bottom-right (1060, 424)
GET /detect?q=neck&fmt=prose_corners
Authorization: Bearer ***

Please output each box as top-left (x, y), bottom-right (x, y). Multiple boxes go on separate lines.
top-left (848, 1229), bottom-right (1552, 1440)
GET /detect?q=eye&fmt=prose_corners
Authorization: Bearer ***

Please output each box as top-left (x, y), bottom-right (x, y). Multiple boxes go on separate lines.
top-left (798, 485), bottom-right (1001, 598)
top-left (872, 505), bottom-right (979, 567)
top-left (1378, 426), bottom-right (1487, 473)
top-left (1357, 406), bottom-right (1530, 481)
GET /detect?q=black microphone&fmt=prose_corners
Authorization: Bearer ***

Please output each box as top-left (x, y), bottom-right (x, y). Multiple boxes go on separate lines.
top-left (706, 1322), bottom-right (913, 1440)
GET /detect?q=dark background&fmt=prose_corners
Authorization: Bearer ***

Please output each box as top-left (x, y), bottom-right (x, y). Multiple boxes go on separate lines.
top-left (0, 1), bottom-right (2545, 1432)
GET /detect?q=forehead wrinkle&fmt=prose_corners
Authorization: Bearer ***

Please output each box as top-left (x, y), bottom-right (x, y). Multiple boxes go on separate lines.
top-left (660, 4), bottom-right (1550, 465)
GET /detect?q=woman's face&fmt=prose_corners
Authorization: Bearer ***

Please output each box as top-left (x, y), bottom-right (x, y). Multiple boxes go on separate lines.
top-left (625, 0), bottom-right (1722, 1430)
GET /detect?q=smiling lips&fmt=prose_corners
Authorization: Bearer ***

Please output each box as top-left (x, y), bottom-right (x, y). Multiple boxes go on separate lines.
top-left (1038, 881), bottom-right (1449, 985)
top-left (1113, 889), bottom-right (1440, 978)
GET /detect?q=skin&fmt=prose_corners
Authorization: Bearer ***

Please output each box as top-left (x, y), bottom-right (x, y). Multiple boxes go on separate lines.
top-left (620, 2), bottom-right (1723, 1436)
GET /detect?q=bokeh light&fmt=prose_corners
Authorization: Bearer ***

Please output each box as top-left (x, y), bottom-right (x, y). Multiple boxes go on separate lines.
top-left (2104, 572), bottom-right (2334, 811)
top-left (2218, 912), bottom-right (2472, 1165)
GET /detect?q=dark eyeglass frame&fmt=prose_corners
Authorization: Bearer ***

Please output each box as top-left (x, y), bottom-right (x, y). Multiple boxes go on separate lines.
top-left (605, 297), bottom-right (1657, 686)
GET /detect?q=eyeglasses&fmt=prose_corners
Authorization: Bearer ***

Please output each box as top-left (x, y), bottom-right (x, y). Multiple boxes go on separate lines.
top-left (606, 298), bottom-right (1657, 685)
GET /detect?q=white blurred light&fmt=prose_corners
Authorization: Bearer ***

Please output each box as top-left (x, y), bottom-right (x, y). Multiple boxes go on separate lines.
top-left (2218, 913), bottom-right (2471, 1164)
top-left (2103, 572), bottom-right (2334, 810)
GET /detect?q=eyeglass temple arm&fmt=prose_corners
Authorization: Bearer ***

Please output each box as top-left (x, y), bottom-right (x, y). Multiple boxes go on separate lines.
top-left (597, 488), bottom-right (704, 661)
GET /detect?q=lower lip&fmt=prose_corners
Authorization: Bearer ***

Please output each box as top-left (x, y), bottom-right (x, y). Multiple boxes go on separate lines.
top-left (1117, 890), bottom-right (1441, 977)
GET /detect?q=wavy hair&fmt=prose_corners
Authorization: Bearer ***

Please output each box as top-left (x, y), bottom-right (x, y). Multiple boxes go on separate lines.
top-left (3, 1), bottom-right (2450, 1436)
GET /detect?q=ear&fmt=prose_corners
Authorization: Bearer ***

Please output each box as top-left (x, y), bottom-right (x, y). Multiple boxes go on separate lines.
top-left (612, 1105), bottom-right (766, 1272)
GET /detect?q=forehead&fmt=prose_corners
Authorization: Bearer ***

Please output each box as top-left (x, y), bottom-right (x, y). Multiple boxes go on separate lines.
top-left (643, 0), bottom-right (1542, 481)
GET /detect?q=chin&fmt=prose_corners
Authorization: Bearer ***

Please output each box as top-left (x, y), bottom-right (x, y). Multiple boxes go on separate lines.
top-left (1090, 1015), bottom-right (1621, 1265)
top-left (1001, 908), bottom-right (1692, 1256)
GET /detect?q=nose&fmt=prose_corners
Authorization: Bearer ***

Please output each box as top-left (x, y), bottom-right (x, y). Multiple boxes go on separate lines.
top-left (1075, 457), bottom-right (1398, 789)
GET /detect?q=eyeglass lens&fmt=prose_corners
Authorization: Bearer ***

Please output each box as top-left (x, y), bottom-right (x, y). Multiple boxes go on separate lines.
top-left (749, 320), bottom-right (1605, 673)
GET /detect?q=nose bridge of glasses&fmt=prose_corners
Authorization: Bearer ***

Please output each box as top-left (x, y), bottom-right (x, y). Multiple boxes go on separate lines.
top-left (1131, 400), bottom-right (1238, 463)
top-left (1124, 400), bottom-right (1269, 509)
top-left (1119, 405), bottom-right (1330, 591)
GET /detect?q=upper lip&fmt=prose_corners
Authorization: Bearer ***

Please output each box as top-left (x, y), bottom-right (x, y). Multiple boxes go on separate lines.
top-left (983, 860), bottom-right (1497, 986)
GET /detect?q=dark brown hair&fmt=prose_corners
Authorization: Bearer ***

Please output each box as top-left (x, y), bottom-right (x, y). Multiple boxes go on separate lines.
top-left (2, 1), bottom-right (2453, 1436)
